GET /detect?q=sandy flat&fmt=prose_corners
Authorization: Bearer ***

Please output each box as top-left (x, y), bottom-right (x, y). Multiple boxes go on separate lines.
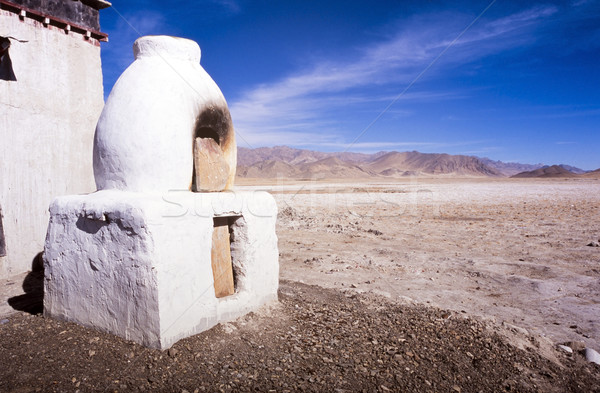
top-left (236, 177), bottom-right (600, 349)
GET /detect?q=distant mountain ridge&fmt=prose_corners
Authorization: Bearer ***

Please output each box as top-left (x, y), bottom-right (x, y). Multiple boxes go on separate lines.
top-left (236, 146), bottom-right (595, 179)
top-left (511, 165), bottom-right (599, 179)
top-left (237, 146), bottom-right (386, 166)
top-left (511, 165), bottom-right (579, 178)
top-left (367, 151), bottom-right (501, 177)
top-left (478, 158), bottom-right (544, 177)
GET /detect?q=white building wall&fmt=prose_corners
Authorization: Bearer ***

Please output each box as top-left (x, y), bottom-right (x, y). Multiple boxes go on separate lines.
top-left (0, 10), bottom-right (104, 277)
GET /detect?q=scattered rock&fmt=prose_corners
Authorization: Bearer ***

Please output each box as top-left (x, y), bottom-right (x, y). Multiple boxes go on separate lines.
top-left (557, 345), bottom-right (573, 354)
top-left (584, 348), bottom-right (600, 365)
top-left (0, 319), bottom-right (9, 325)
top-left (502, 322), bottom-right (529, 336)
top-left (1, 281), bottom-right (600, 391)
top-left (586, 241), bottom-right (600, 247)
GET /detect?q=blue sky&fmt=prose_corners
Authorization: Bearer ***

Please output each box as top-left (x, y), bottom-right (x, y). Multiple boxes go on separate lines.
top-left (99, 0), bottom-right (600, 170)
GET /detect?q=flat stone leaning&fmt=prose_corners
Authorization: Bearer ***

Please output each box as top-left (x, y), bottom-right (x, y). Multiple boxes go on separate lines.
top-left (195, 137), bottom-right (230, 192)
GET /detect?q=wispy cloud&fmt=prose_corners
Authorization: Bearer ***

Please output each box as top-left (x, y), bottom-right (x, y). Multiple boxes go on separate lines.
top-left (230, 5), bottom-right (559, 149)
top-left (210, 0), bottom-right (241, 14)
top-left (233, 136), bottom-right (484, 154)
top-left (315, 140), bottom-right (487, 153)
top-left (508, 106), bottom-right (600, 120)
top-left (572, 0), bottom-right (592, 7)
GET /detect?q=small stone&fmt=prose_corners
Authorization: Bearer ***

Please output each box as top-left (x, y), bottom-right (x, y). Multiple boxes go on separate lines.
top-left (587, 241), bottom-right (600, 247)
top-left (452, 385), bottom-right (461, 392)
top-left (557, 345), bottom-right (573, 354)
top-left (584, 348), bottom-right (600, 365)
top-left (88, 350), bottom-right (96, 357)
top-left (0, 319), bottom-right (9, 325)
top-left (168, 348), bottom-right (178, 357)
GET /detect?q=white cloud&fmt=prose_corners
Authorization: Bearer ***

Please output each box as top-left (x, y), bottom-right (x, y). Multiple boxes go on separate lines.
top-left (230, 5), bottom-right (559, 149)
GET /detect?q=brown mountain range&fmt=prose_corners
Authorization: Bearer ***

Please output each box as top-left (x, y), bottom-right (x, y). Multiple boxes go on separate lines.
top-left (510, 165), bottom-right (600, 179)
top-left (237, 146), bottom-right (385, 166)
top-left (236, 146), bottom-right (597, 179)
top-left (237, 146), bottom-right (501, 178)
top-left (581, 169), bottom-right (600, 178)
top-left (511, 165), bottom-right (579, 178)
top-left (478, 158), bottom-right (544, 176)
top-left (366, 151), bottom-right (501, 177)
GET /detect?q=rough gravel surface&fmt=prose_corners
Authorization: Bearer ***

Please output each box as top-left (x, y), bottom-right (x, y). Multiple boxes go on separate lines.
top-left (271, 179), bottom-right (600, 349)
top-left (1, 281), bottom-right (599, 393)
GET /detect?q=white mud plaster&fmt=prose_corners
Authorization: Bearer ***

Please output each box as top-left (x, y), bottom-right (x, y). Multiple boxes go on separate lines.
top-left (0, 11), bottom-right (103, 278)
top-left (44, 190), bottom-right (278, 349)
top-left (93, 36), bottom-right (236, 193)
top-left (44, 35), bottom-right (276, 349)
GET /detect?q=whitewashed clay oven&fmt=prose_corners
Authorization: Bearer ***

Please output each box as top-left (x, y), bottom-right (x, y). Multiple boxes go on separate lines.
top-left (43, 36), bottom-right (279, 349)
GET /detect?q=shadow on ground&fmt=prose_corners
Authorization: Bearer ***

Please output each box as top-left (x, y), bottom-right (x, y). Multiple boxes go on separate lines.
top-left (8, 252), bottom-right (44, 314)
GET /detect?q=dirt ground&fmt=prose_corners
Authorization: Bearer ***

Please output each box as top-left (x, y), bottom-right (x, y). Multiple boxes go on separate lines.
top-left (1, 281), bottom-right (599, 392)
top-left (1, 177), bottom-right (599, 391)
top-left (268, 178), bottom-right (600, 350)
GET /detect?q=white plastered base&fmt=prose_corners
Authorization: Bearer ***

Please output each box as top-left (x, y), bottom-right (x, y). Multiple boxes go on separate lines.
top-left (43, 190), bottom-right (279, 349)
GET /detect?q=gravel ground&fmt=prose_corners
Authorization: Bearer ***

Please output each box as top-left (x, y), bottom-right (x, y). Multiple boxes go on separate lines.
top-left (1, 281), bottom-right (599, 392)
top-left (271, 179), bottom-right (600, 349)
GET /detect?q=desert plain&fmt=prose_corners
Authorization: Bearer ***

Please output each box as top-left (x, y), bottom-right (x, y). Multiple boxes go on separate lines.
top-left (1, 176), bottom-right (600, 392)
top-left (241, 176), bottom-right (600, 350)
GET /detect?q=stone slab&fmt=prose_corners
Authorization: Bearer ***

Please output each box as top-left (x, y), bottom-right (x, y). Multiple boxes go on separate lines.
top-left (194, 137), bottom-right (230, 192)
top-left (211, 217), bottom-right (235, 298)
